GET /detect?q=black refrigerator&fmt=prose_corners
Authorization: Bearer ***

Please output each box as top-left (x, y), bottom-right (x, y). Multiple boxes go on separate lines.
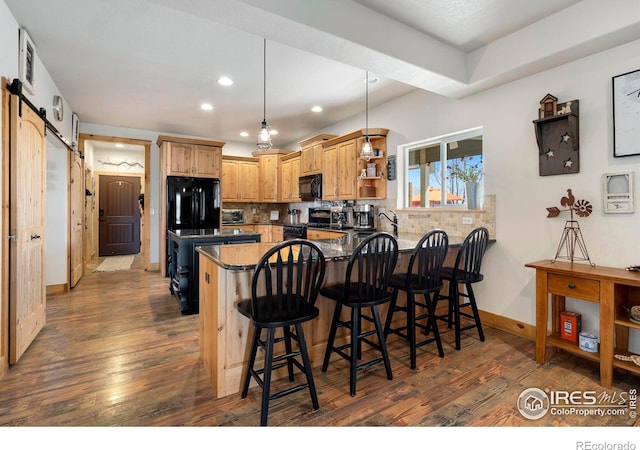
top-left (166, 176), bottom-right (220, 231)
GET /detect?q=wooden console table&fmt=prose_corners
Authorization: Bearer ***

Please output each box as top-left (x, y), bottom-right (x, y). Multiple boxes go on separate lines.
top-left (525, 259), bottom-right (640, 388)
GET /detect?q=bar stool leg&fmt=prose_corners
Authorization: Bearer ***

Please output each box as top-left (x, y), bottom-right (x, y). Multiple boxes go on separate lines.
top-left (242, 326), bottom-right (260, 398)
top-left (467, 284), bottom-right (485, 342)
top-left (260, 328), bottom-right (276, 426)
top-left (407, 293), bottom-right (417, 370)
top-left (284, 326), bottom-right (295, 381)
top-left (372, 305), bottom-right (393, 381)
top-left (322, 303), bottom-right (342, 372)
top-left (350, 307), bottom-right (360, 397)
top-left (296, 323), bottom-right (319, 410)
top-left (425, 292), bottom-right (445, 357)
top-left (383, 288), bottom-right (399, 336)
top-left (453, 283), bottom-right (462, 350)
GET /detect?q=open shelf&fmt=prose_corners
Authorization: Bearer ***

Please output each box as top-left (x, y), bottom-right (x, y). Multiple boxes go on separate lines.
top-left (612, 348), bottom-right (640, 376)
top-left (547, 333), bottom-right (600, 363)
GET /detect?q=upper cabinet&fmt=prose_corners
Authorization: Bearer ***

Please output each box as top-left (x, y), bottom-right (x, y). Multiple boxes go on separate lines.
top-left (221, 156), bottom-right (259, 202)
top-left (157, 135), bottom-right (224, 179)
top-left (280, 151), bottom-right (301, 202)
top-left (321, 128), bottom-right (388, 201)
top-left (258, 153), bottom-right (280, 202)
top-left (299, 134), bottom-right (336, 176)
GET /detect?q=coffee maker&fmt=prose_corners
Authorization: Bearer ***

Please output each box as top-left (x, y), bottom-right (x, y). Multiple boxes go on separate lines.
top-left (330, 205), bottom-right (353, 229)
top-left (353, 204), bottom-right (375, 231)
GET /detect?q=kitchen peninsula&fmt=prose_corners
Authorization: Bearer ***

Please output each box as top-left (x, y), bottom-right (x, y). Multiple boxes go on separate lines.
top-left (196, 231), bottom-right (472, 398)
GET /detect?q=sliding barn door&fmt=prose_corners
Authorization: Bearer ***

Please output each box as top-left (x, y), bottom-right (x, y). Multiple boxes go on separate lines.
top-left (70, 152), bottom-right (84, 287)
top-left (9, 94), bottom-right (46, 364)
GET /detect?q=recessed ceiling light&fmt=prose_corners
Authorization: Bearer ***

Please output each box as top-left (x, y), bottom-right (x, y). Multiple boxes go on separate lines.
top-left (270, 129), bottom-right (278, 136)
top-left (115, 143), bottom-right (124, 148)
top-left (201, 103), bottom-right (214, 111)
top-left (240, 131), bottom-right (249, 137)
top-left (311, 105), bottom-right (323, 112)
top-left (218, 76), bottom-right (234, 86)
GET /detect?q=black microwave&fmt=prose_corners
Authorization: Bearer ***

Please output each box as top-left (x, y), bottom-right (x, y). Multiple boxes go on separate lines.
top-left (299, 174), bottom-right (322, 201)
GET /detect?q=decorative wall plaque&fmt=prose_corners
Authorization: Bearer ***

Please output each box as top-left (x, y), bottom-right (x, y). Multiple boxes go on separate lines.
top-left (533, 94), bottom-right (579, 176)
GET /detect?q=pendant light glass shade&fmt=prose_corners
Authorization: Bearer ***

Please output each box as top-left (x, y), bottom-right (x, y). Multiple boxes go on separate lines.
top-left (257, 38), bottom-right (272, 150)
top-left (360, 71), bottom-right (375, 161)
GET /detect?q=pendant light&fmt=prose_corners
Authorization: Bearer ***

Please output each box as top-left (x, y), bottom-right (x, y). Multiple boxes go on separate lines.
top-left (360, 71), bottom-right (375, 161)
top-left (257, 38), bottom-right (272, 150)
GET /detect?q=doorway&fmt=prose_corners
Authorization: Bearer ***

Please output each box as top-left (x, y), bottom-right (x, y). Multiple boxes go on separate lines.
top-left (79, 134), bottom-right (151, 268)
top-left (98, 174), bottom-right (141, 256)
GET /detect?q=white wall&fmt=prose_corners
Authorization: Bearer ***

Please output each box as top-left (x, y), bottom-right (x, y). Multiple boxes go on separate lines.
top-left (1, 1), bottom-right (75, 288)
top-left (301, 39), bottom-right (640, 350)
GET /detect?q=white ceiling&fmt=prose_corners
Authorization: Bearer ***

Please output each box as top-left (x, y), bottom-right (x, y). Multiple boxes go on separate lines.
top-left (5, 0), bottom-right (640, 150)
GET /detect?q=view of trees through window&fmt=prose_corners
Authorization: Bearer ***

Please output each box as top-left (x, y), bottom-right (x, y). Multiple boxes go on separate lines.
top-left (405, 128), bottom-right (483, 208)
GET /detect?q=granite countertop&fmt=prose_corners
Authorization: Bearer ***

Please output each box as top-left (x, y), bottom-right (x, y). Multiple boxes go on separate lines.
top-left (168, 228), bottom-right (261, 239)
top-left (197, 231), bottom-right (454, 270)
top-left (196, 228), bottom-right (493, 270)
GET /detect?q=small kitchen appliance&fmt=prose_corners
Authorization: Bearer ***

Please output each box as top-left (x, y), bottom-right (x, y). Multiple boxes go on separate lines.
top-left (330, 205), bottom-right (353, 229)
top-left (353, 204), bottom-right (375, 231)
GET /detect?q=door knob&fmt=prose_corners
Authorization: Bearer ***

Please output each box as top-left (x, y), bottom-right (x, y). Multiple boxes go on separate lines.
top-left (30, 234), bottom-right (41, 240)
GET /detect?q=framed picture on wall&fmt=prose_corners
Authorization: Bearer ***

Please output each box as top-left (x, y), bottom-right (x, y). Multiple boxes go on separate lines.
top-left (71, 113), bottom-right (80, 148)
top-left (18, 28), bottom-right (36, 95)
top-left (613, 69), bottom-right (640, 157)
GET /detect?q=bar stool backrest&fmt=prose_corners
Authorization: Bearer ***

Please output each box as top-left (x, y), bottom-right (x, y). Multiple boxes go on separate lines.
top-left (250, 239), bottom-right (326, 323)
top-left (407, 229), bottom-right (449, 292)
top-left (453, 227), bottom-right (489, 282)
top-left (343, 232), bottom-right (398, 303)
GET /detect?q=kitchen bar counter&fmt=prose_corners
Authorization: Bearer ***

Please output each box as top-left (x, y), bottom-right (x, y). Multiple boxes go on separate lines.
top-left (196, 231), bottom-right (480, 398)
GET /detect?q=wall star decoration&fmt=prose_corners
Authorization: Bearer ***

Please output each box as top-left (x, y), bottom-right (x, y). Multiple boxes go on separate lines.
top-left (533, 94), bottom-right (579, 176)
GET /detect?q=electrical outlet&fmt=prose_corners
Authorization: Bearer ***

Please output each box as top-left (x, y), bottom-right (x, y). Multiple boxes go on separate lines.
top-left (379, 207), bottom-right (386, 214)
top-left (462, 217), bottom-right (473, 225)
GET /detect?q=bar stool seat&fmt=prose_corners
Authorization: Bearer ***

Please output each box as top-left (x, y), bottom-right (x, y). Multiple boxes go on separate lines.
top-left (237, 239), bottom-right (326, 426)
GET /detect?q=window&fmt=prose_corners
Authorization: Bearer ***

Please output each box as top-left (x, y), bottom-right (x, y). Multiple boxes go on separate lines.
top-left (399, 127), bottom-right (483, 209)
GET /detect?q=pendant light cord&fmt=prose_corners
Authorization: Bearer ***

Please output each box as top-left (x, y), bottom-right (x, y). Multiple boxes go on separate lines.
top-left (263, 38), bottom-right (267, 121)
top-left (365, 71), bottom-right (369, 140)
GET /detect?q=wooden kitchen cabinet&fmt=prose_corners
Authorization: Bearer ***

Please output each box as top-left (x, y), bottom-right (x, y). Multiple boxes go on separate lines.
top-left (221, 156), bottom-right (259, 202)
top-left (321, 140), bottom-right (357, 200)
top-left (158, 135), bottom-right (224, 178)
top-left (258, 154), bottom-right (280, 202)
top-left (299, 134), bottom-right (336, 176)
top-left (306, 229), bottom-right (346, 240)
top-left (321, 129), bottom-right (388, 201)
top-left (280, 152), bottom-right (301, 202)
top-left (356, 134), bottom-right (388, 200)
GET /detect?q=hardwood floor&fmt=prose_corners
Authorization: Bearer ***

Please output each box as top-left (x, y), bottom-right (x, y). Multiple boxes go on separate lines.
top-left (0, 255), bottom-right (638, 432)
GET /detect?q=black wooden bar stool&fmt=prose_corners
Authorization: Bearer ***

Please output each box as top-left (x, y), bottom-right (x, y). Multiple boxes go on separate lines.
top-left (237, 239), bottom-right (326, 426)
top-left (384, 229), bottom-right (448, 369)
top-left (321, 232), bottom-right (398, 396)
top-left (434, 227), bottom-right (489, 350)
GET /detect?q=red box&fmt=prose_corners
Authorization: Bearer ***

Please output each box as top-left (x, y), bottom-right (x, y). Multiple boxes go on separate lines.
top-left (560, 311), bottom-right (581, 342)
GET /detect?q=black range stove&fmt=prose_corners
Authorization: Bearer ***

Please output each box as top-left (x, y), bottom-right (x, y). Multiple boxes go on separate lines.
top-left (283, 223), bottom-right (307, 239)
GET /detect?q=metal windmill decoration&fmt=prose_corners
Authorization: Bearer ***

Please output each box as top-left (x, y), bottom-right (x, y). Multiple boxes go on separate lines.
top-left (546, 188), bottom-right (594, 265)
